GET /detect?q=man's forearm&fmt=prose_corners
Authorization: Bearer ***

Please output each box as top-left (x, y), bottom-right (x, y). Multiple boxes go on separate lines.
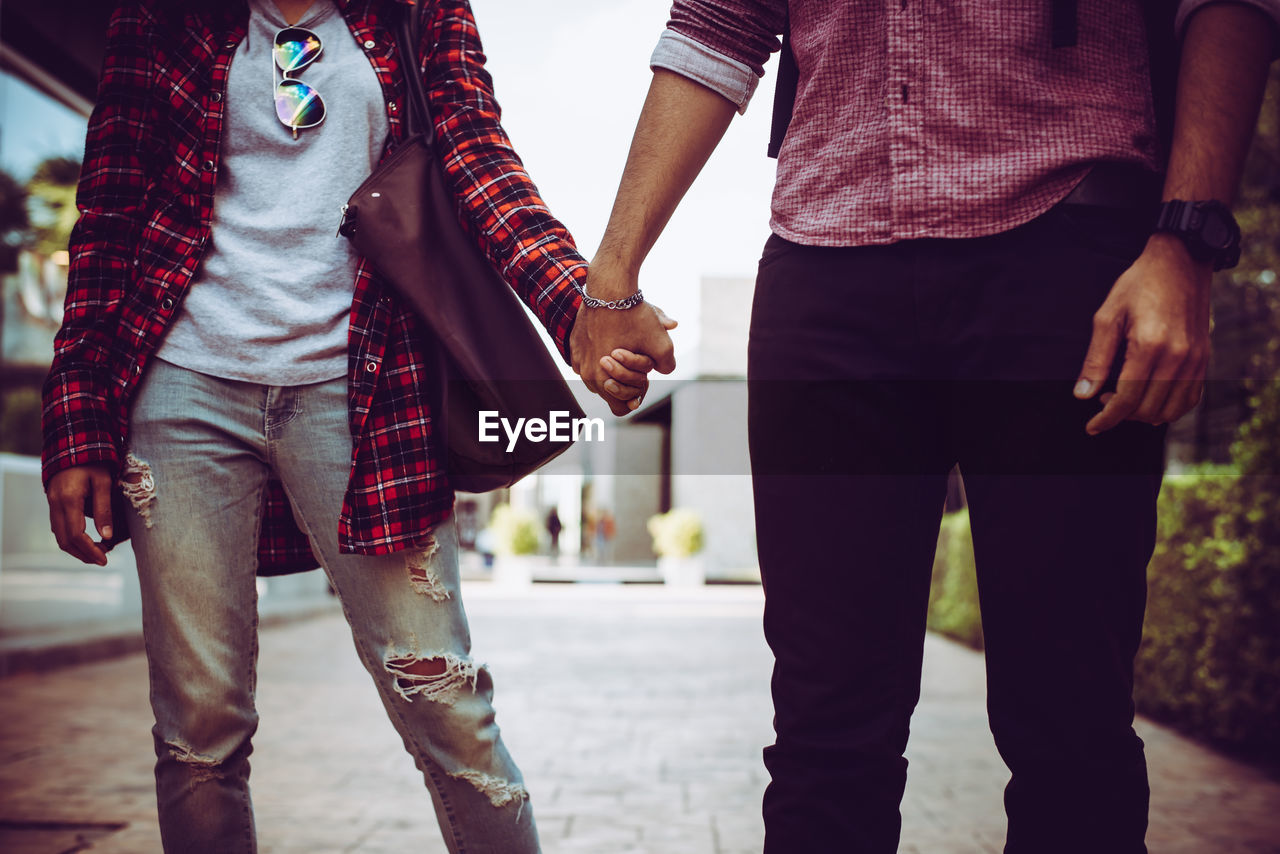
top-left (571, 68), bottom-right (732, 409)
top-left (1075, 1), bottom-right (1276, 432)
top-left (589, 69), bottom-right (737, 294)
top-left (1163, 3), bottom-right (1274, 203)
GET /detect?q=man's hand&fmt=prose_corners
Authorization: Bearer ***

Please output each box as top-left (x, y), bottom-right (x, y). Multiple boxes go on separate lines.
top-left (47, 464), bottom-right (115, 566)
top-left (1074, 233), bottom-right (1211, 435)
top-left (570, 272), bottom-right (677, 415)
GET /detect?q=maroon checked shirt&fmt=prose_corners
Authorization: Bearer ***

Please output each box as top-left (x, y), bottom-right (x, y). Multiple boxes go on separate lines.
top-left (649, 0), bottom-right (1258, 246)
top-left (42, 0), bottom-right (584, 574)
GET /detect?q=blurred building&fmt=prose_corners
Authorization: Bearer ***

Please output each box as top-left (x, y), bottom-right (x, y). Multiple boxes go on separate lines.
top-left (0, 2), bottom-right (107, 117)
top-left (514, 276), bottom-right (758, 578)
top-left (625, 276), bottom-right (756, 579)
top-left (1, 3), bottom-right (97, 461)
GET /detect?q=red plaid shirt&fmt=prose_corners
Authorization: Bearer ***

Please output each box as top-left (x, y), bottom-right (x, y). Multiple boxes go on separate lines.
top-left (42, 0), bottom-right (584, 574)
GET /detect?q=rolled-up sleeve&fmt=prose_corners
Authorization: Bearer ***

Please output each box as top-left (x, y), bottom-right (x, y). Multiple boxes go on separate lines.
top-left (650, 30), bottom-right (760, 112)
top-left (648, 0), bottom-right (787, 114)
top-left (1175, 0), bottom-right (1280, 49)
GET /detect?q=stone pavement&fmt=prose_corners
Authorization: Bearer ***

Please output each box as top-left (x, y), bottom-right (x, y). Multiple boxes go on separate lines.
top-left (1, 583), bottom-right (1278, 853)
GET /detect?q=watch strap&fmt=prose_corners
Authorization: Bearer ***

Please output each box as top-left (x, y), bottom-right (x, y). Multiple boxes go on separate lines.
top-left (1153, 199), bottom-right (1242, 271)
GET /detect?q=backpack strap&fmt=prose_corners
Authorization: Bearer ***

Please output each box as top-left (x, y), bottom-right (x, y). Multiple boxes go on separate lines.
top-left (767, 13), bottom-right (798, 159)
top-left (1052, 0), bottom-right (1079, 47)
top-left (1140, 0), bottom-right (1179, 168)
top-left (1052, 0), bottom-right (1177, 169)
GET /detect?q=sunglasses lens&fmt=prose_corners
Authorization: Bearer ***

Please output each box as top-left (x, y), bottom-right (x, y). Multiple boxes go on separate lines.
top-left (274, 28), bottom-right (322, 74)
top-left (275, 80), bottom-right (325, 129)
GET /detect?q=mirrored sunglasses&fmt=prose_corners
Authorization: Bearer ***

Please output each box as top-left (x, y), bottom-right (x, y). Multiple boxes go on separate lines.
top-left (273, 27), bottom-right (326, 139)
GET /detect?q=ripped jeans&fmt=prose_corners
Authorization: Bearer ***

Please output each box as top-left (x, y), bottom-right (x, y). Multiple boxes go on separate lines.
top-left (124, 358), bottom-right (538, 854)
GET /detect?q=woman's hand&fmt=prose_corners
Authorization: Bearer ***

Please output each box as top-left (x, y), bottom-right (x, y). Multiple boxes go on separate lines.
top-left (570, 299), bottom-right (677, 416)
top-left (47, 464), bottom-right (114, 566)
top-left (600, 348), bottom-right (666, 412)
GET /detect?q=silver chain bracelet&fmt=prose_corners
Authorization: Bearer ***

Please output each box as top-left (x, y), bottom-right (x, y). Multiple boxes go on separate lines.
top-left (578, 287), bottom-right (645, 310)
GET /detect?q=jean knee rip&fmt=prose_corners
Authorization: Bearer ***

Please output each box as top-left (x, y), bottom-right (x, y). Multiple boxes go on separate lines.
top-left (121, 452), bottom-right (157, 528)
top-left (383, 649), bottom-right (478, 704)
top-left (163, 738), bottom-right (226, 788)
top-left (406, 534), bottom-right (449, 601)
top-left (450, 768), bottom-right (529, 810)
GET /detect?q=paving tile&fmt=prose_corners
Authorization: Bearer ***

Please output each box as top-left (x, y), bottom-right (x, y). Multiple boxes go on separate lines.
top-left (1, 584), bottom-right (1278, 853)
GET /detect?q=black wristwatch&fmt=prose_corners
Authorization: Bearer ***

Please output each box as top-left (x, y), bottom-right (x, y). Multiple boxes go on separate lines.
top-left (1153, 199), bottom-right (1242, 271)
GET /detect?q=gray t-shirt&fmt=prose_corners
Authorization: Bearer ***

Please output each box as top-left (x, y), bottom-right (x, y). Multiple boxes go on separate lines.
top-left (156, 0), bottom-right (389, 384)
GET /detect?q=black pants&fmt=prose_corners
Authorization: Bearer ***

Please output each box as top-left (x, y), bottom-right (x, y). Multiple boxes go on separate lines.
top-left (748, 205), bottom-right (1165, 854)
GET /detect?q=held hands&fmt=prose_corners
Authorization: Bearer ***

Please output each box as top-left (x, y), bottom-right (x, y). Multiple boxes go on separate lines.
top-left (1074, 233), bottom-right (1212, 434)
top-left (47, 464), bottom-right (114, 566)
top-left (570, 272), bottom-right (678, 416)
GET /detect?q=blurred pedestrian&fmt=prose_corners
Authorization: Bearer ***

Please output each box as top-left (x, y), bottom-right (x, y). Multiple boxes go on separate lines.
top-left (545, 507), bottom-right (562, 558)
top-left (596, 509), bottom-right (616, 564)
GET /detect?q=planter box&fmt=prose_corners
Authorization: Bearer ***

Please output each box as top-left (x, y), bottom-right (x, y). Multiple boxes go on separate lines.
top-left (658, 556), bottom-right (705, 587)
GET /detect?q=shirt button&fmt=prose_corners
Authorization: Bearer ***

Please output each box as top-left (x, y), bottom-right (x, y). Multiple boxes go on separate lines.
top-left (363, 39), bottom-right (377, 49)
top-left (224, 41), bottom-right (237, 50)
top-left (364, 360), bottom-right (378, 373)
top-left (211, 91), bottom-right (223, 102)
top-left (161, 297), bottom-right (175, 311)
top-left (202, 160), bottom-right (215, 172)
top-left (388, 101), bottom-right (398, 112)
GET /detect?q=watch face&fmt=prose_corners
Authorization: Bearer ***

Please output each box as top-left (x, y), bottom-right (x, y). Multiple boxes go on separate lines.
top-left (1155, 200), bottom-right (1242, 270)
top-left (1201, 209), bottom-right (1235, 250)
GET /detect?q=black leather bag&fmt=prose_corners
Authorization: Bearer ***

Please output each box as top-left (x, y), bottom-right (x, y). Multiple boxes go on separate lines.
top-left (340, 8), bottom-right (584, 493)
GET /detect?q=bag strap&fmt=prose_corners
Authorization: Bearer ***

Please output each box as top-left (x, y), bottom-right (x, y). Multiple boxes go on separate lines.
top-left (396, 4), bottom-right (434, 146)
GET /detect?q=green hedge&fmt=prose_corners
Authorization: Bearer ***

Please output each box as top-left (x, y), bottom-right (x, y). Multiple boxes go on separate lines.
top-left (927, 509), bottom-right (983, 650)
top-left (927, 467), bottom-right (1280, 762)
top-left (488, 504), bottom-right (540, 556)
top-left (1136, 469), bottom-right (1280, 759)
